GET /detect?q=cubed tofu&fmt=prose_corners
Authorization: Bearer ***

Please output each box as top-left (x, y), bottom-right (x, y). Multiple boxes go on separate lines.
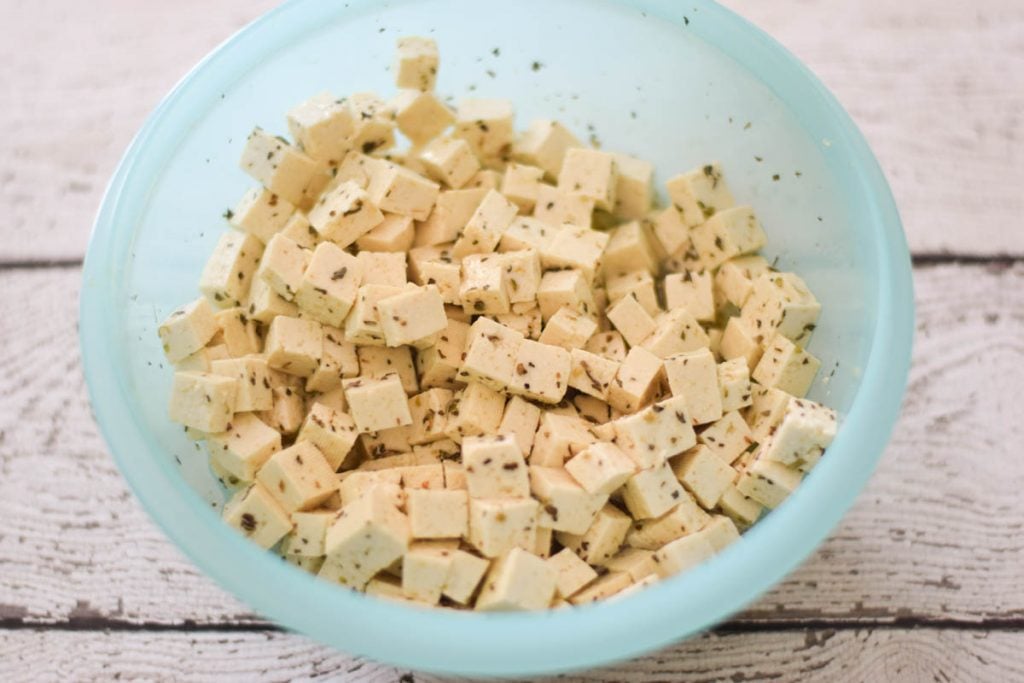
top-left (175, 343), bottom-right (229, 373)
top-left (671, 444), bottom-right (737, 509)
top-left (499, 163), bottom-right (544, 211)
top-left (213, 308), bottom-right (261, 358)
top-left (468, 497), bottom-right (539, 558)
top-left (200, 230), bottom-right (265, 308)
top-left (740, 272), bottom-right (821, 346)
top-left (297, 402), bottom-right (360, 470)
top-left (720, 317), bottom-right (763, 370)
top-left (498, 249), bottom-right (542, 304)
top-left (256, 441), bottom-right (338, 512)
top-left (343, 374), bottom-right (413, 432)
top-left (256, 233), bottom-right (309, 302)
top-left (419, 136), bottom-right (480, 189)
top-left (294, 242), bottom-right (362, 326)
top-left (568, 571), bottom-right (633, 604)
top-left (458, 317), bottom-right (524, 390)
top-left (604, 547), bottom-right (658, 582)
top-left (606, 293), bottom-right (656, 347)
top-left (585, 330), bottom-right (629, 362)
top-left (602, 220), bottom-right (659, 277)
top-left (168, 371), bottom-right (236, 432)
top-left (245, 276), bottom-right (297, 324)
top-left (621, 461), bottom-right (687, 519)
top-left (442, 549), bottom-right (490, 604)
top-left (540, 224), bottom-right (608, 281)
top-left (735, 456), bottom-right (802, 509)
top-left (355, 250), bottom-right (407, 287)
top-left (555, 503), bottom-right (631, 565)
top-left (228, 188), bottom-right (296, 245)
top-left (343, 284), bottom-right (402, 346)
top-left (539, 307), bottom-right (598, 350)
top-left (444, 382), bottom-right (506, 443)
top-left (337, 469), bottom-right (404, 506)
top-left (452, 189), bottom-right (519, 258)
top-left (499, 215), bottom-right (558, 253)
top-left (460, 253), bottom-right (511, 315)
top-left (744, 383), bottom-right (793, 441)
top-left (309, 180), bottom-right (385, 248)
top-left (557, 148), bottom-right (617, 211)
top-left (752, 334), bottom-right (821, 398)
top-left (568, 348), bottom-right (620, 400)
top-left (264, 316), bottom-right (322, 377)
top-left (346, 93), bottom-right (397, 157)
top-left (210, 356), bottom-right (273, 412)
top-left (467, 169), bottom-right (504, 190)
top-left (512, 119), bottom-right (581, 179)
top-left (650, 205), bottom-right (689, 257)
top-left (159, 298), bottom-right (220, 362)
top-left (607, 347), bottom-right (664, 415)
top-left (690, 206), bottom-right (766, 269)
top-left (626, 495), bottom-right (710, 550)
top-left (356, 344), bottom-right (418, 394)
top-left (406, 488), bottom-right (468, 539)
top-left (612, 394), bottom-right (696, 467)
top-left (665, 162), bottom-right (735, 229)
top-left (652, 532), bottom-right (716, 577)
top-left (223, 482), bottom-right (293, 549)
top-left (402, 541), bottom-right (456, 604)
top-left (415, 188), bottom-right (487, 246)
top-left (508, 340), bottom-right (571, 404)
top-left (530, 466), bottom-right (607, 534)
top-left (366, 162), bottom-right (440, 221)
top-left (394, 36), bottom-right (440, 91)
top-left (476, 548), bottom-right (557, 611)
top-left (531, 412), bottom-right (596, 468)
top-left (564, 442), bottom-right (636, 495)
top-left (759, 397), bottom-right (837, 468)
top-left (641, 309), bottom-right (710, 359)
top-left (321, 485), bottom-right (410, 588)
top-left (699, 411), bottom-right (755, 464)
top-left (664, 270), bottom-right (715, 323)
top-left (663, 348), bottom-right (723, 426)
top-left (454, 98), bottom-right (514, 163)
top-left (239, 127), bottom-right (322, 207)
top-left (408, 244), bottom-right (461, 303)
top-left (376, 285), bottom-right (447, 348)
top-left (714, 255), bottom-right (771, 308)
top-left (287, 92), bottom-right (355, 162)
top-left (606, 270), bottom-right (659, 317)
top-left (718, 357), bottom-right (753, 412)
top-left (415, 317), bottom-right (469, 389)
top-left (280, 509), bottom-right (335, 558)
top-left (536, 269), bottom-right (596, 321)
top-left (442, 459), bottom-right (467, 490)
top-left (207, 412), bottom-right (281, 481)
top-left (331, 151), bottom-right (380, 190)
top-left (717, 485), bottom-right (764, 528)
top-left (612, 153), bottom-right (654, 220)
top-left (462, 434), bottom-right (529, 498)
top-left (698, 515), bottom-right (741, 552)
top-left (547, 548), bottom-right (598, 598)
top-left (407, 388), bottom-right (454, 446)
top-left (355, 212), bottom-right (415, 253)
top-left (391, 89), bottom-right (453, 144)
top-left (498, 395), bottom-right (542, 456)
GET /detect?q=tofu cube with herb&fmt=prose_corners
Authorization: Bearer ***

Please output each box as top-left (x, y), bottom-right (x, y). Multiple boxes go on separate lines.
top-left (280, 509), bottom-right (335, 558)
top-left (612, 394), bottom-right (696, 467)
top-left (343, 373), bottom-right (412, 433)
top-left (650, 205), bottom-right (689, 256)
top-left (752, 334), bottom-right (821, 398)
top-left (308, 180), bottom-right (384, 248)
top-left (568, 348), bottom-right (620, 401)
top-left (415, 317), bottom-right (469, 389)
top-left (264, 316), bottom-right (322, 377)
top-left (460, 253), bottom-right (511, 315)
top-left (499, 163), bottom-right (544, 211)
top-left (530, 466), bottom-right (607, 534)
top-left (718, 485), bottom-right (764, 528)
top-left (223, 482), bottom-right (293, 549)
top-left (663, 348), bottom-right (723, 426)
top-left (641, 308), bottom-right (711, 359)
top-left (540, 224), bottom-right (609, 281)
top-left (443, 382), bottom-right (506, 443)
top-left (539, 307), bottom-right (597, 350)
top-left (621, 461), bottom-right (687, 520)
top-left (665, 163), bottom-right (735, 229)
top-left (256, 441), bottom-right (338, 512)
top-left (228, 187), bottom-right (296, 244)
top-left (463, 435), bottom-right (530, 499)
top-left (690, 206), bottom-right (767, 269)
top-left (366, 161), bottom-right (440, 221)
top-left (612, 153), bottom-right (654, 220)
top-left (406, 488), bottom-right (468, 539)
top-left (626, 495), bottom-right (710, 550)
top-left (652, 532), bottom-right (716, 577)
top-left (407, 388), bottom-right (454, 446)
top-left (355, 213), bottom-right (415, 253)
top-left (536, 269), bottom-right (595, 321)
top-left (557, 148), bottom-right (617, 211)
top-left (699, 411), bottom-right (756, 464)
top-left (458, 317), bottom-right (524, 390)
top-left (714, 255), bottom-right (771, 308)
top-left (499, 215), bottom-right (557, 253)
top-left (555, 503), bottom-right (631, 565)
top-left (741, 272), bottom-right (821, 346)
top-left (476, 547), bottom-right (557, 611)
top-left (244, 276), bottom-right (297, 324)
top-left (563, 441), bottom-right (634, 496)
top-left (408, 244), bottom-right (461, 304)
top-left (394, 36), bottom-right (440, 91)
top-left (585, 330), bottom-right (629, 362)
top-left (547, 548), bottom-right (598, 598)
top-left (452, 189), bottom-right (519, 258)
top-left (200, 230), bottom-right (265, 308)
top-left (297, 403), bottom-right (360, 470)
top-left (207, 412), bottom-right (281, 482)
top-left (402, 541), bottom-right (456, 604)
top-left (760, 398), bottom-right (837, 468)
top-left (239, 127), bottom-right (324, 207)
top-left (735, 456), bottom-right (802, 509)
top-left (602, 220), bottom-right (659, 277)
top-left (664, 270), bottom-right (715, 323)
top-left (415, 188), bottom-right (487, 246)
top-left (287, 92), bottom-right (355, 162)
top-left (531, 412), bottom-right (596, 468)
top-left (210, 356), bottom-right (272, 412)
top-left (454, 98), bottom-right (514, 163)
top-left (720, 317), bottom-right (764, 370)
top-left (376, 285), bottom-right (448, 348)
top-left (606, 293), bottom-right (656, 347)
top-left (498, 396), bottom-right (542, 456)
top-left (159, 298), bottom-right (220, 362)
top-left (343, 284), bottom-right (402, 346)
top-left (468, 497), bottom-right (539, 558)
top-left (256, 233), bottom-right (310, 301)
top-left (321, 485), bottom-right (410, 588)
top-left (391, 89), bottom-right (454, 144)
top-left (607, 347), bottom-right (665, 415)
top-left (513, 119), bottom-right (582, 179)
top-left (718, 357), bottom-right (753, 412)
top-left (168, 371), bottom-right (236, 432)
top-left (671, 444), bottom-right (737, 509)
top-left (606, 270), bottom-right (659, 317)
top-left (419, 136), bottom-right (480, 188)
top-left (294, 242), bottom-right (362, 327)
top-left (508, 340), bottom-right (571, 404)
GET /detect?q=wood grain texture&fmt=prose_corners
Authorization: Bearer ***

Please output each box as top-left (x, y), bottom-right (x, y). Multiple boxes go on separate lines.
top-left (1, 628), bottom-right (1022, 682)
top-left (1, 264), bottom-right (1021, 628)
top-left (0, 0), bottom-right (1020, 262)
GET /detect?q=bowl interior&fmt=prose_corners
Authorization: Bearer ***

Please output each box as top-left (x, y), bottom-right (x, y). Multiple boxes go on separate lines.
top-left (81, 0), bottom-right (911, 676)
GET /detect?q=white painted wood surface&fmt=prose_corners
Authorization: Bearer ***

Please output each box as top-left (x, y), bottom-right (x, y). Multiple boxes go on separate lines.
top-left (0, 0), bottom-right (1020, 262)
top-left (3, 628), bottom-right (1023, 683)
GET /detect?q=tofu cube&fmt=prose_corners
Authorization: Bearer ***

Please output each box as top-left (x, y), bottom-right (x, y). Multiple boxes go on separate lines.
top-left (650, 205), bottom-right (689, 257)
top-left (744, 383), bottom-right (793, 441)
top-left (500, 163), bottom-right (545, 211)
top-left (606, 271), bottom-right (660, 317)
top-left (476, 548), bottom-right (557, 611)
top-left (547, 548), bottom-right (598, 598)
top-left (740, 272), bottom-right (822, 346)
top-left (223, 482), bottom-right (293, 549)
top-left (207, 412), bottom-right (281, 481)
top-left (297, 402), bottom-right (360, 470)
top-left (402, 542), bottom-right (456, 604)
top-left (441, 549), bottom-right (490, 604)
top-left (720, 317), bottom-right (764, 370)
top-left (564, 442), bottom-right (636, 495)
top-left (213, 308), bottom-right (261, 358)
top-left (612, 153), bottom-right (654, 219)
top-left (337, 469), bottom-right (403, 506)
top-left (626, 495), bottom-right (710, 549)
top-left (366, 162), bottom-right (440, 221)
top-left (699, 411), bottom-right (756, 464)
top-left (264, 316), bottom-right (322, 377)
top-left (355, 212), bottom-right (415, 253)
top-left (444, 382), bottom-right (506, 443)
top-left (663, 348), bottom-right (723, 426)
top-left (499, 215), bottom-right (557, 253)
top-left (752, 334), bottom-right (821, 398)
top-left (535, 184), bottom-right (596, 230)
top-left (460, 253), bottom-right (511, 315)
top-left (419, 136), bottom-right (480, 189)
top-left (530, 466), bottom-right (607, 534)
top-left (308, 180), bottom-right (385, 248)
top-left (391, 89), bottom-right (454, 144)
top-left (343, 374), bottom-right (412, 433)
top-left (717, 485), bottom-right (764, 528)
top-left (228, 188), bottom-right (296, 245)
top-left (452, 189), bottom-right (519, 258)
top-left (454, 98), bottom-right (514, 162)
top-left (468, 497), bottom-right (539, 558)
top-left (539, 307), bottom-right (598, 350)
top-left (256, 233), bottom-right (309, 301)
top-left (256, 441), bottom-right (337, 512)
top-left (458, 317), bottom-right (524, 390)
top-left (568, 348), bottom-right (620, 400)
top-left (641, 309), bottom-right (710, 359)
top-left (557, 148), bottom-right (617, 211)
top-left (602, 220), bottom-right (659, 277)
top-left (200, 230), bottom-right (265, 308)
top-left (714, 255), bottom-right (771, 308)
top-left (606, 293), bottom-right (656, 347)
top-left (536, 269), bottom-right (596, 320)
top-left (463, 434), bottom-right (529, 499)
top-left (260, 384), bottom-right (306, 437)
top-left (168, 371), bottom-right (236, 432)
top-left (671, 444), bottom-right (737, 509)
top-left (690, 206), bottom-right (767, 269)
top-left (664, 270), bottom-right (715, 323)
top-left (498, 249), bottom-right (542, 304)
top-left (280, 509), bottom-right (335, 558)
top-left (498, 395), bottom-right (542, 456)
top-left (652, 532), bottom-right (716, 577)
top-left (760, 397), bottom-right (837, 468)
top-left (375, 285), bottom-right (447, 348)
top-left (621, 461), bottom-right (687, 519)
top-left (605, 547), bottom-right (658, 582)
top-left (665, 162), bottom-right (735, 229)
top-left (735, 457), bottom-right (802, 509)
top-left (607, 347), bottom-right (664, 415)
top-left (406, 388), bottom-right (454, 446)
top-left (394, 36), bottom-right (440, 91)
top-left (531, 413), bottom-right (596, 468)
top-left (699, 515), bottom-right (741, 552)
top-left (356, 343), bottom-right (419, 394)
top-left (355, 250), bottom-right (407, 287)
top-left (513, 119), bottom-right (582, 179)
top-left (321, 486), bottom-right (410, 588)
top-left (508, 340), bottom-right (571, 404)
top-left (571, 394), bottom-right (620, 426)
top-left (210, 356), bottom-right (273, 412)
top-left (239, 127), bottom-right (322, 207)
top-left (555, 503), bottom-right (631, 564)
top-left (415, 188), bottom-right (487, 246)
top-left (159, 298), bottom-right (219, 362)
top-left (415, 317), bottom-right (469, 389)
top-left (346, 93), bottom-right (397, 157)
top-left (540, 224), bottom-right (608, 281)
top-left (406, 488), bottom-right (468, 539)
top-left (718, 357), bottom-right (753, 412)
top-left (343, 284), bottom-right (402, 346)
top-left (408, 244), bottom-right (462, 304)
top-left (294, 242), bottom-right (362, 327)
top-left (612, 394), bottom-right (696, 467)
top-left (244, 276), bottom-right (297, 324)
top-left (568, 571), bottom-right (633, 604)
top-left (286, 92), bottom-right (355, 162)
top-left (585, 330), bottom-right (628, 362)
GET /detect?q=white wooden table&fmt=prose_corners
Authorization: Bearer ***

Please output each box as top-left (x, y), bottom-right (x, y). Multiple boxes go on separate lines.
top-left (1, 1), bottom-right (1022, 680)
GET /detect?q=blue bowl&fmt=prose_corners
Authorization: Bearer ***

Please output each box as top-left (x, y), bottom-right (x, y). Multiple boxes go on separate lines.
top-left (80, 0), bottom-right (913, 675)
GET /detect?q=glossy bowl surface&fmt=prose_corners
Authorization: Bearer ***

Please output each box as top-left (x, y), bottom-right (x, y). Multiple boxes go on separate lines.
top-left (80, 0), bottom-right (913, 675)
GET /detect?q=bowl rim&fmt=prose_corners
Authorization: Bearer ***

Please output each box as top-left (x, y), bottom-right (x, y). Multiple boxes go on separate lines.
top-left (79, 0), bottom-right (914, 675)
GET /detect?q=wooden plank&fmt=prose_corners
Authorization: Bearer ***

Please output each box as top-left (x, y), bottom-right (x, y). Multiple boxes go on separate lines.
top-left (0, 263), bottom-right (1021, 626)
top-left (1, 628), bottom-right (1021, 682)
top-left (0, 0), bottom-right (1021, 262)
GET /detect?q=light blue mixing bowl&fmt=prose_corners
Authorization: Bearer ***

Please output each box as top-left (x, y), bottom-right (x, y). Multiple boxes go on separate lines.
top-left (79, 0), bottom-right (914, 675)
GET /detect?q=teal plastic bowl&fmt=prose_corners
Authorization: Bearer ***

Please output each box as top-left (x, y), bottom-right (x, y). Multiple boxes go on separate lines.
top-left (80, 0), bottom-right (913, 676)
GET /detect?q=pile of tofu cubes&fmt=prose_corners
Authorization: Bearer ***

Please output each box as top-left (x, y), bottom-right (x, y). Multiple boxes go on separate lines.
top-left (158, 37), bottom-right (838, 611)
